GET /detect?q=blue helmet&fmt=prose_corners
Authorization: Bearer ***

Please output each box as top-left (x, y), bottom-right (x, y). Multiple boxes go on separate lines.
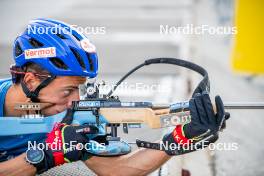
top-left (13, 18), bottom-right (98, 78)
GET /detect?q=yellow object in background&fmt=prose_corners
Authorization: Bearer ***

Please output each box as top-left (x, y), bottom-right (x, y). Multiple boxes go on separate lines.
top-left (231, 0), bottom-right (264, 74)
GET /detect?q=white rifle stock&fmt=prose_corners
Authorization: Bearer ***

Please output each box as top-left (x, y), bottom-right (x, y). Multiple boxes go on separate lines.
top-left (99, 102), bottom-right (264, 129)
top-left (100, 108), bottom-right (189, 129)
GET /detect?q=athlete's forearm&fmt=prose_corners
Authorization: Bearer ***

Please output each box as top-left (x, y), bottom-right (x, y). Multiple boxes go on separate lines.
top-left (0, 153), bottom-right (36, 176)
top-left (85, 148), bottom-right (171, 176)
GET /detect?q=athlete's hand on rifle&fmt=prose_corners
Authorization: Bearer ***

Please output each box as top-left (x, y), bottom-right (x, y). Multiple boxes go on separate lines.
top-left (26, 123), bottom-right (98, 174)
top-left (162, 91), bottom-right (230, 155)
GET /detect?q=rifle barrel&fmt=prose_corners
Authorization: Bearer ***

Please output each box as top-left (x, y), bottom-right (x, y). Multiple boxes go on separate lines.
top-left (224, 102), bottom-right (264, 109)
top-left (152, 102), bottom-right (264, 110)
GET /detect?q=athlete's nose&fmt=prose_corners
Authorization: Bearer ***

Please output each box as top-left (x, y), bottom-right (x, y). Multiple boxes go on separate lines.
top-left (67, 94), bottom-right (80, 108)
top-left (67, 101), bottom-right (73, 108)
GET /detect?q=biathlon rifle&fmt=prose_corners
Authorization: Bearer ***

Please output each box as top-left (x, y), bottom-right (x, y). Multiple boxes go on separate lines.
top-left (0, 58), bottom-right (263, 154)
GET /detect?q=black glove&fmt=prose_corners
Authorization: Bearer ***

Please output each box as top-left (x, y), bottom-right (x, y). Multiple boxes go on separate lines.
top-left (34, 123), bottom-right (98, 174)
top-left (162, 91), bottom-right (230, 155)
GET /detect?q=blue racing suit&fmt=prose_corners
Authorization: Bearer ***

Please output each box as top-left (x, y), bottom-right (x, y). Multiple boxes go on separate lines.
top-left (0, 79), bottom-right (46, 161)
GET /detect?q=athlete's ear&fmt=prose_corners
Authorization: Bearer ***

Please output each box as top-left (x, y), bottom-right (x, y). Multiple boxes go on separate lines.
top-left (23, 72), bottom-right (41, 91)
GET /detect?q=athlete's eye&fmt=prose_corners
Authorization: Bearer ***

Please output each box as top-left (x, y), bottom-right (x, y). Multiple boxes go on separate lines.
top-left (63, 90), bottom-right (72, 97)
